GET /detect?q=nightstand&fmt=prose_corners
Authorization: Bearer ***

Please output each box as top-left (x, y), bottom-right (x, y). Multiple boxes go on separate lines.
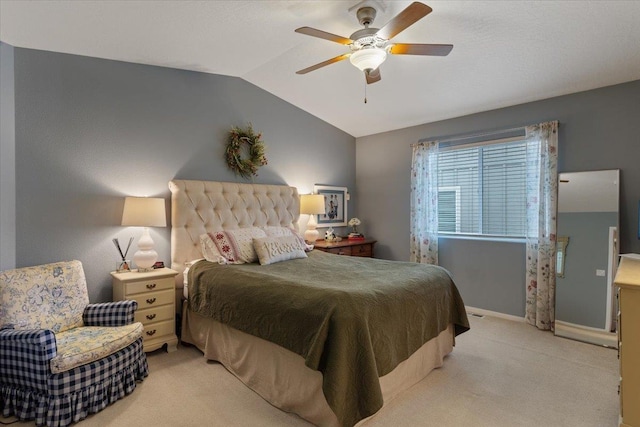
top-left (111, 267), bottom-right (179, 353)
top-left (313, 238), bottom-right (376, 257)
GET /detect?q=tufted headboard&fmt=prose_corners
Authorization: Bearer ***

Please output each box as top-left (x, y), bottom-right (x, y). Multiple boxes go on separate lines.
top-left (168, 179), bottom-right (300, 288)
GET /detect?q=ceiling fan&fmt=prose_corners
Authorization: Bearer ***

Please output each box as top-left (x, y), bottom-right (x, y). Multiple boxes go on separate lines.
top-left (295, 1), bottom-right (453, 84)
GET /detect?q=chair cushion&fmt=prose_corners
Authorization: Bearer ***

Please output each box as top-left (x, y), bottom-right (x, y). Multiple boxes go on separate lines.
top-left (0, 260), bottom-right (89, 333)
top-left (50, 322), bottom-right (143, 374)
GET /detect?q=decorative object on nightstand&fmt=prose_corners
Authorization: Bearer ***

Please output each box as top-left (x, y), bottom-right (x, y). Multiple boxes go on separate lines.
top-left (112, 237), bottom-right (133, 272)
top-left (348, 217), bottom-right (365, 240)
top-left (314, 238), bottom-right (376, 257)
top-left (112, 267), bottom-right (179, 353)
top-left (300, 194), bottom-right (326, 243)
top-left (121, 196), bottom-right (166, 272)
top-left (324, 227), bottom-right (337, 242)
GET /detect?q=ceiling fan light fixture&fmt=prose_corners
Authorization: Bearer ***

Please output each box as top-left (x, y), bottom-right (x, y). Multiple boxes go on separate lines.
top-left (349, 48), bottom-right (387, 72)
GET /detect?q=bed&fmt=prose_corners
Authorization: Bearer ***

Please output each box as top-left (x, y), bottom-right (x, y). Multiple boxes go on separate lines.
top-left (169, 179), bottom-right (469, 427)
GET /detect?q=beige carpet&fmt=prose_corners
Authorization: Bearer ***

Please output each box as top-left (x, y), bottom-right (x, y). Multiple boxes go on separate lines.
top-left (2, 315), bottom-right (619, 427)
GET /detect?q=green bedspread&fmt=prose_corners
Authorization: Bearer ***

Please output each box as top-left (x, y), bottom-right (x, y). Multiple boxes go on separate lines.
top-left (188, 250), bottom-right (469, 426)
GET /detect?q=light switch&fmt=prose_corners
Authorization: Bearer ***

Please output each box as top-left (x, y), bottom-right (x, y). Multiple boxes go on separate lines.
top-left (596, 269), bottom-right (606, 277)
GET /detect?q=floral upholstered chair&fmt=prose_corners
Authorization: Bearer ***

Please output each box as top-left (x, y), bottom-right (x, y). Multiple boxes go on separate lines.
top-left (0, 260), bottom-right (148, 427)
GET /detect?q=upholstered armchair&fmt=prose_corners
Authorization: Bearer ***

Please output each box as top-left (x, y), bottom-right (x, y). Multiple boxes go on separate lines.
top-left (0, 260), bottom-right (148, 427)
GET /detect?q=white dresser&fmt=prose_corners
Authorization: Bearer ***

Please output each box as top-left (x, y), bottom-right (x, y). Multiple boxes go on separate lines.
top-left (614, 255), bottom-right (640, 427)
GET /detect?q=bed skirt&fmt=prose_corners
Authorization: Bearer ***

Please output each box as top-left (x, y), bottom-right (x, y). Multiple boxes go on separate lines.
top-left (181, 302), bottom-right (454, 426)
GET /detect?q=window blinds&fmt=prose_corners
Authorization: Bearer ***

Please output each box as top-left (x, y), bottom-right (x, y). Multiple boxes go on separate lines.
top-left (437, 139), bottom-right (528, 237)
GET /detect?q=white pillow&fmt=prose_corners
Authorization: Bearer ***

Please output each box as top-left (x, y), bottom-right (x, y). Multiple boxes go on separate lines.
top-left (207, 227), bottom-right (267, 264)
top-left (253, 235), bottom-right (308, 266)
top-left (199, 234), bottom-right (226, 264)
top-left (261, 226), bottom-right (313, 252)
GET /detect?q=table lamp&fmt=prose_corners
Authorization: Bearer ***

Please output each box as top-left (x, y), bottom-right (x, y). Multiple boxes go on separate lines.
top-left (121, 196), bottom-right (166, 272)
top-left (300, 194), bottom-right (326, 243)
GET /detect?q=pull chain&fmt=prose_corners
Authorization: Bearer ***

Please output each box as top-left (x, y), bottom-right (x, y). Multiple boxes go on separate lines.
top-left (364, 81), bottom-right (367, 104)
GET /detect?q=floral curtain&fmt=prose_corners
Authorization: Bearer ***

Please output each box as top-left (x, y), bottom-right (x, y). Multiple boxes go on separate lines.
top-left (410, 141), bottom-right (439, 265)
top-left (524, 121), bottom-right (559, 330)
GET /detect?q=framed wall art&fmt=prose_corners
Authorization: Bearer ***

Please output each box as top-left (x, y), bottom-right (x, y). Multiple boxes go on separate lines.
top-left (314, 185), bottom-right (348, 227)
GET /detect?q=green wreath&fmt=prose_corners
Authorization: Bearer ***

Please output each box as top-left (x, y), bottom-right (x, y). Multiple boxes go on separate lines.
top-left (225, 124), bottom-right (267, 179)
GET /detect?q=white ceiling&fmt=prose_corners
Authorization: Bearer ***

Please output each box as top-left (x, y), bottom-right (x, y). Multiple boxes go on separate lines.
top-left (2, 1), bottom-right (640, 138)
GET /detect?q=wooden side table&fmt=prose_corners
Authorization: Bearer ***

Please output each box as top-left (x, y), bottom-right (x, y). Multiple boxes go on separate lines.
top-left (111, 267), bottom-right (179, 353)
top-left (313, 238), bottom-right (376, 257)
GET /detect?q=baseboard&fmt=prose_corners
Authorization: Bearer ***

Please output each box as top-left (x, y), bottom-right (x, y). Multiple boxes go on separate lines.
top-left (465, 306), bottom-right (525, 323)
top-left (554, 320), bottom-right (618, 348)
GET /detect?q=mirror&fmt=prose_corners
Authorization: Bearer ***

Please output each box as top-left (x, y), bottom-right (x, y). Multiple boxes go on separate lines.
top-left (555, 169), bottom-right (619, 346)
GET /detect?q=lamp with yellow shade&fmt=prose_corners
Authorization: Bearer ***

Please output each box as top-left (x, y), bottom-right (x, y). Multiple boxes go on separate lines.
top-left (300, 194), bottom-right (326, 243)
top-left (121, 197), bottom-right (166, 272)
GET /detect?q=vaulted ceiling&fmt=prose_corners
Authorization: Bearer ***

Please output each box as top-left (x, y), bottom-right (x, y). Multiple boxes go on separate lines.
top-left (2, 1), bottom-right (640, 137)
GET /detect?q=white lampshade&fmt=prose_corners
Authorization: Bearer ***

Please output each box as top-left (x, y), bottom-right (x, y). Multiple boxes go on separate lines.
top-left (300, 194), bottom-right (326, 215)
top-left (121, 197), bottom-right (167, 227)
top-left (122, 197), bottom-right (166, 272)
top-left (349, 48), bottom-right (387, 72)
top-left (300, 194), bottom-right (326, 243)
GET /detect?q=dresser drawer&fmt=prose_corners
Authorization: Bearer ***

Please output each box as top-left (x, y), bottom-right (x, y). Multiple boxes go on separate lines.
top-left (142, 319), bottom-right (174, 341)
top-left (351, 244), bottom-right (372, 257)
top-left (135, 304), bottom-right (174, 325)
top-left (124, 276), bottom-right (174, 296)
top-left (130, 289), bottom-right (174, 310)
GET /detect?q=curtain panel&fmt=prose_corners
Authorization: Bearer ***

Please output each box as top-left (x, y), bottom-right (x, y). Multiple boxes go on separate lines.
top-left (410, 141), bottom-right (439, 265)
top-left (524, 121), bottom-right (559, 330)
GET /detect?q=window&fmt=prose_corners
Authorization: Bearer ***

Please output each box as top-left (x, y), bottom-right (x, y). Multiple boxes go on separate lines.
top-left (437, 138), bottom-right (528, 237)
top-left (438, 186), bottom-right (460, 232)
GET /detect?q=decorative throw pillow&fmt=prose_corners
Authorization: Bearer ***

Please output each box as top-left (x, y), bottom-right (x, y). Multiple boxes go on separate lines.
top-left (208, 227), bottom-right (267, 264)
top-left (199, 234), bottom-right (226, 264)
top-left (261, 226), bottom-right (313, 252)
top-left (253, 235), bottom-right (308, 266)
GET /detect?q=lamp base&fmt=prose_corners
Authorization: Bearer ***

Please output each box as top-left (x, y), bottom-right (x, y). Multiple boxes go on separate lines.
top-left (304, 229), bottom-right (319, 244)
top-left (133, 227), bottom-right (158, 272)
top-left (133, 248), bottom-right (158, 272)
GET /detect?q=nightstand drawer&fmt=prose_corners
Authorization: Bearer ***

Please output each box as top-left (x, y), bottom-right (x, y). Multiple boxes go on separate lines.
top-left (135, 305), bottom-right (174, 325)
top-left (130, 289), bottom-right (174, 310)
top-left (325, 247), bottom-right (352, 256)
top-left (313, 239), bottom-right (376, 258)
top-left (352, 244), bottom-right (372, 257)
top-left (125, 277), bottom-right (174, 296)
top-left (142, 319), bottom-right (174, 341)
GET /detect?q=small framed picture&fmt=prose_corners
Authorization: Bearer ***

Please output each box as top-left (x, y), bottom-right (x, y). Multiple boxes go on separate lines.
top-left (314, 185), bottom-right (348, 227)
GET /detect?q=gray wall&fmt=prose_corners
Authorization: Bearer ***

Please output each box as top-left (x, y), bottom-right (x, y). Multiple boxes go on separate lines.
top-left (356, 80), bottom-right (640, 317)
top-left (556, 212), bottom-right (617, 328)
top-left (8, 47), bottom-right (355, 302)
top-left (0, 42), bottom-right (16, 270)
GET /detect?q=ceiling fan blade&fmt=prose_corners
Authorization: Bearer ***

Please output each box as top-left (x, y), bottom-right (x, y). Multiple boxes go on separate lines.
top-left (390, 43), bottom-right (453, 56)
top-left (377, 2), bottom-right (432, 40)
top-left (295, 27), bottom-right (353, 45)
top-left (365, 68), bottom-right (381, 84)
top-left (296, 54), bottom-right (351, 75)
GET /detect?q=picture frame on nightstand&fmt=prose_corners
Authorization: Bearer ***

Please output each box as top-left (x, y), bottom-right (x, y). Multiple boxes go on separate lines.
top-left (314, 185), bottom-right (348, 227)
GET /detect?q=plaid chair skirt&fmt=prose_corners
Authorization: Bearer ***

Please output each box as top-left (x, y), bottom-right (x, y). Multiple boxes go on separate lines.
top-left (1, 337), bottom-right (148, 427)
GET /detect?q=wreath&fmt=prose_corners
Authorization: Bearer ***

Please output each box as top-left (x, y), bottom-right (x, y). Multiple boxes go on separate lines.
top-left (225, 124), bottom-right (267, 179)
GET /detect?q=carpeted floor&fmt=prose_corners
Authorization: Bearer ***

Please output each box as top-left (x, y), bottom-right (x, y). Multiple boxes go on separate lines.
top-left (2, 315), bottom-right (619, 426)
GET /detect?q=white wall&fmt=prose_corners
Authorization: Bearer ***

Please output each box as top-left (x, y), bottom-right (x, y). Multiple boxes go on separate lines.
top-left (0, 42), bottom-right (16, 270)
